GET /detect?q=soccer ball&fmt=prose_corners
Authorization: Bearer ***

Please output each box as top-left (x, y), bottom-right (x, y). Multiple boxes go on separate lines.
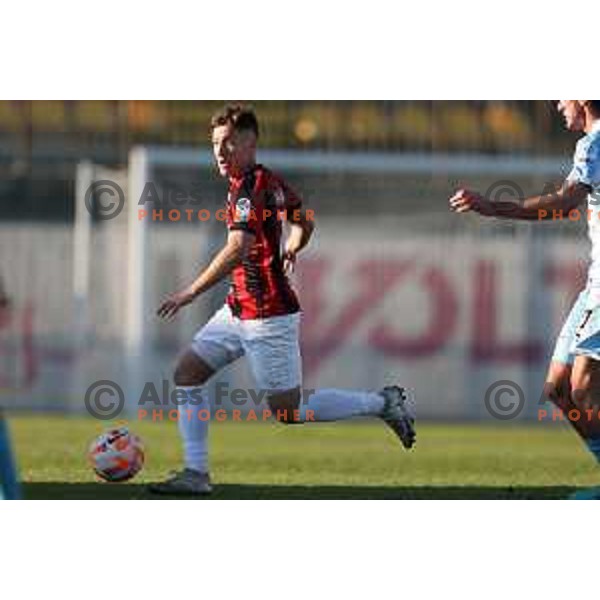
top-left (88, 426), bottom-right (144, 482)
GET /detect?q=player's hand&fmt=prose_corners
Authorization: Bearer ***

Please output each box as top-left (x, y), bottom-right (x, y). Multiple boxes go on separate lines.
top-left (157, 288), bottom-right (196, 320)
top-left (449, 189), bottom-right (492, 215)
top-left (282, 249), bottom-right (297, 275)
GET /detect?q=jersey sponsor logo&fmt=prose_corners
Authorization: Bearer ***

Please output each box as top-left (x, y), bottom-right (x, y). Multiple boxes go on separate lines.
top-left (235, 197), bottom-right (252, 223)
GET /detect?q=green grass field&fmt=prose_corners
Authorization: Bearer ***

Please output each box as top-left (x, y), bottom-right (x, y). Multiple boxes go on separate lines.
top-left (7, 415), bottom-right (600, 499)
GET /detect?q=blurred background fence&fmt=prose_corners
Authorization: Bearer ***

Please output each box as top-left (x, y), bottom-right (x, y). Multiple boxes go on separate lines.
top-left (0, 101), bottom-right (588, 420)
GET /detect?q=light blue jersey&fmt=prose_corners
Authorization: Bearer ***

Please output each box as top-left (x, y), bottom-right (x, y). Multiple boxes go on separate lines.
top-left (567, 120), bottom-right (600, 292)
top-left (553, 121), bottom-right (600, 364)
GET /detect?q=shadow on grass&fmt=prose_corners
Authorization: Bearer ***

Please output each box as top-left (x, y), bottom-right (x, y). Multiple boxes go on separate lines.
top-left (23, 483), bottom-right (579, 500)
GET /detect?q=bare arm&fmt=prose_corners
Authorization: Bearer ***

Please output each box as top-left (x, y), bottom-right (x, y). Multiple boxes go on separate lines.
top-left (283, 208), bottom-right (315, 274)
top-left (157, 230), bottom-right (254, 320)
top-left (449, 180), bottom-right (590, 220)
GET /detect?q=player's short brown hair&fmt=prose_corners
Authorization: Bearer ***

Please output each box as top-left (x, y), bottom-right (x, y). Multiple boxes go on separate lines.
top-left (210, 104), bottom-right (259, 138)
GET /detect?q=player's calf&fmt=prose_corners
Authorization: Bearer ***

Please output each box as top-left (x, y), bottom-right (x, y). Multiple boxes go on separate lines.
top-left (174, 349), bottom-right (215, 387)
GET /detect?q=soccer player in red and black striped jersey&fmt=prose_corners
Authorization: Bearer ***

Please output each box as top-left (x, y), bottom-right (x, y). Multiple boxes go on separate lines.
top-left (150, 105), bottom-right (415, 495)
top-left (224, 158), bottom-right (301, 319)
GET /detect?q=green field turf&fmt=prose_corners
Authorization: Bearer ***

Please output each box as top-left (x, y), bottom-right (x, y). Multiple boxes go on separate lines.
top-left (7, 415), bottom-right (600, 499)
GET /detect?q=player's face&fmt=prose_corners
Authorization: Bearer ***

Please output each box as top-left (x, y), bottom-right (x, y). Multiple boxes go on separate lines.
top-left (211, 124), bottom-right (256, 178)
top-left (557, 100), bottom-right (586, 132)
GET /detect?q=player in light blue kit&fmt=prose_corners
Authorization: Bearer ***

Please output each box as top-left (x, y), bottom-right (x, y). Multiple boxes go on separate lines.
top-left (449, 101), bottom-right (600, 499)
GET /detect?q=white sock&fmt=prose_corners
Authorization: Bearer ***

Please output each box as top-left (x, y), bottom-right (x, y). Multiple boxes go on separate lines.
top-left (176, 386), bottom-right (210, 473)
top-left (298, 388), bottom-right (384, 422)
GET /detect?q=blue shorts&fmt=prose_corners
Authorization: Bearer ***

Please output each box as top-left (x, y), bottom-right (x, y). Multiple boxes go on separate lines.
top-left (552, 286), bottom-right (600, 364)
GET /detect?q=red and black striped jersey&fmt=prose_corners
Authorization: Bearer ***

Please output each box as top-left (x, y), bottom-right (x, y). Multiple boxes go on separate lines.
top-left (225, 164), bottom-right (301, 320)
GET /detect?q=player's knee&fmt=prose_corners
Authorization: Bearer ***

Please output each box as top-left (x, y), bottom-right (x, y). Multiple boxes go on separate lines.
top-left (268, 389), bottom-right (301, 424)
top-left (571, 369), bottom-right (588, 395)
top-left (174, 366), bottom-right (197, 387)
top-left (569, 365), bottom-right (600, 411)
top-left (546, 362), bottom-right (571, 389)
top-left (542, 362), bottom-right (571, 406)
top-left (173, 351), bottom-right (214, 387)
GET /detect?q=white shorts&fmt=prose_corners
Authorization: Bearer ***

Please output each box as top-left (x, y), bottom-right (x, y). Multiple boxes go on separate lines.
top-left (552, 284), bottom-right (600, 364)
top-left (190, 304), bottom-right (302, 392)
